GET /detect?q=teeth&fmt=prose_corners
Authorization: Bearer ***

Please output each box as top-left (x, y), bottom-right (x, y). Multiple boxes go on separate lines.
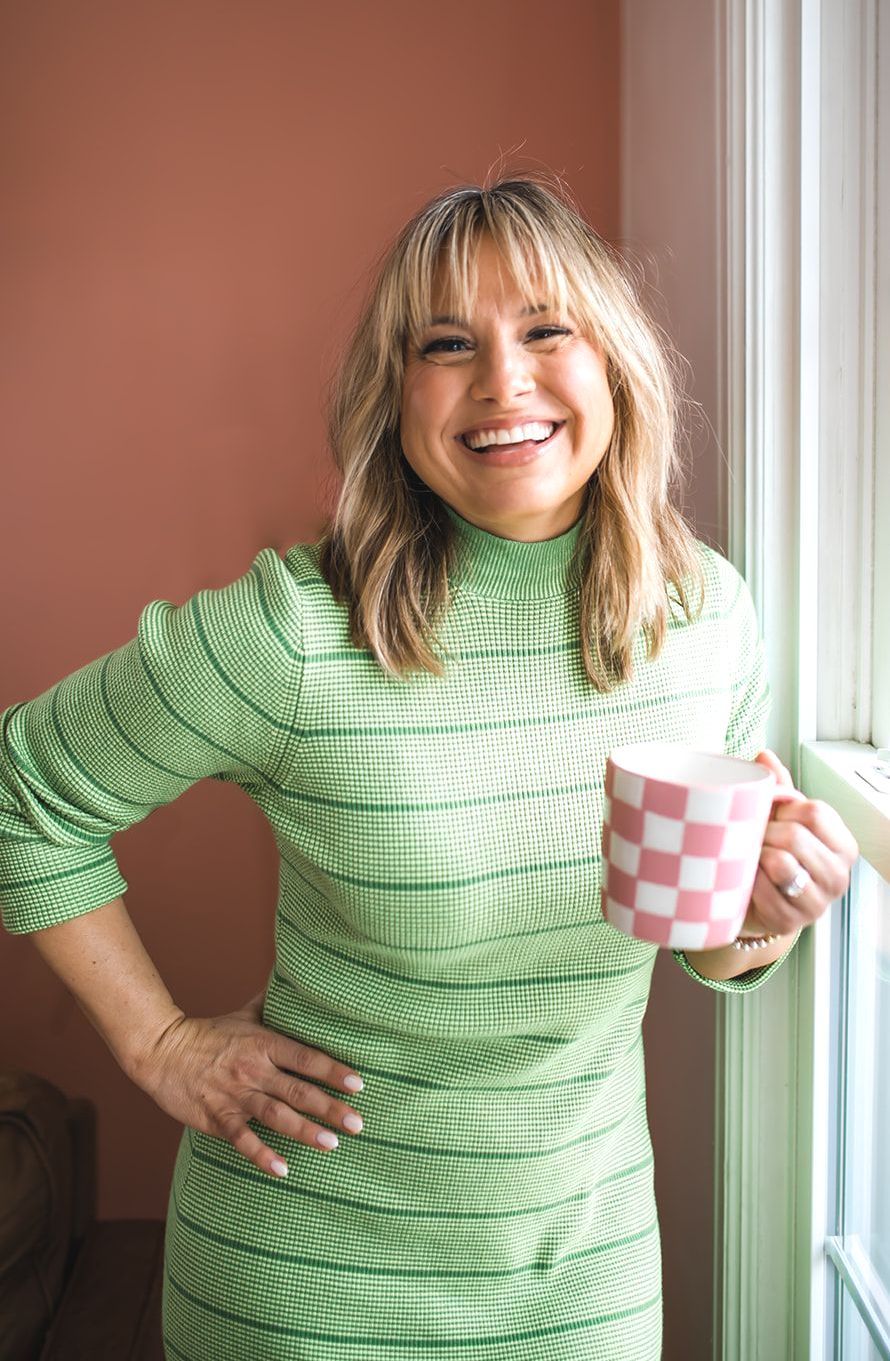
top-left (463, 421), bottom-right (557, 451)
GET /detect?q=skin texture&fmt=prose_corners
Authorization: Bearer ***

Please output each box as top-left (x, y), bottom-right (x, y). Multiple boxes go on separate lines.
top-left (400, 233), bottom-right (615, 542)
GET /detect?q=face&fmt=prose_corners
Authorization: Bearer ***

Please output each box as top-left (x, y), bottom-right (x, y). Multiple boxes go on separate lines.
top-left (399, 234), bottom-right (615, 541)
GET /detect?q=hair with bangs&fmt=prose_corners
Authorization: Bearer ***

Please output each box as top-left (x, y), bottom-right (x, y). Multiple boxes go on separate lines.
top-left (316, 172), bottom-right (705, 691)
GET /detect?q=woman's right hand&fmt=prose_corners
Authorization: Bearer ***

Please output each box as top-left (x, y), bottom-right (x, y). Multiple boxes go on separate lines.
top-left (129, 994), bottom-right (365, 1179)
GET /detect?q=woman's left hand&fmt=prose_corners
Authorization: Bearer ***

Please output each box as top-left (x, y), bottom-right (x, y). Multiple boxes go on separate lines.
top-left (739, 749), bottom-right (860, 937)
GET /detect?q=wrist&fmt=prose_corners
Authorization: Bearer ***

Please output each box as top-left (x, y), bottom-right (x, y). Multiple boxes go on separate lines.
top-left (683, 930), bottom-right (796, 981)
top-left (119, 1005), bottom-right (187, 1088)
top-left (730, 930), bottom-right (781, 954)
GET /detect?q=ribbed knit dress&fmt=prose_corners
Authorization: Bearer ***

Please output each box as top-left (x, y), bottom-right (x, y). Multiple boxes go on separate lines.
top-left (0, 503), bottom-right (797, 1360)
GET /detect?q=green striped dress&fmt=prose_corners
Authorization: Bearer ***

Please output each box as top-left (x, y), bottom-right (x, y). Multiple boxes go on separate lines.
top-left (0, 503), bottom-right (796, 1360)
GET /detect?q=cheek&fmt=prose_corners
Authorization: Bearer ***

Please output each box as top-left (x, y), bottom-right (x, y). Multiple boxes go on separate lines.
top-left (401, 374), bottom-right (451, 446)
top-left (578, 367), bottom-right (615, 437)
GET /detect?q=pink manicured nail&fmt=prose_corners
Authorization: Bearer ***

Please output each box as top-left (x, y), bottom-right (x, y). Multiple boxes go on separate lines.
top-left (342, 1113), bottom-right (363, 1133)
top-left (270, 1158), bottom-right (288, 1178)
top-left (316, 1130), bottom-right (339, 1150)
top-left (343, 1074), bottom-right (364, 1092)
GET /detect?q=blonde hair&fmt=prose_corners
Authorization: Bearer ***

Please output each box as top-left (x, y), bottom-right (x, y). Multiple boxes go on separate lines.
top-left (317, 173), bottom-right (704, 692)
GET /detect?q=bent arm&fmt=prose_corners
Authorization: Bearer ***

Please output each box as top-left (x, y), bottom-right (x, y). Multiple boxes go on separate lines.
top-left (28, 895), bottom-right (185, 1081)
top-left (26, 894), bottom-right (368, 1176)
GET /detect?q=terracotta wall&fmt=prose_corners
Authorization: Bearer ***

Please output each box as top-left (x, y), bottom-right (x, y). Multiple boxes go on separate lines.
top-left (622, 2), bottom-right (726, 1358)
top-left (0, 0), bottom-right (621, 1221)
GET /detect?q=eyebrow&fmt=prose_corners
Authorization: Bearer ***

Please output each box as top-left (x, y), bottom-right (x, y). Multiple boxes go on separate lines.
top-left (428, 303), bottom-right (551, 327)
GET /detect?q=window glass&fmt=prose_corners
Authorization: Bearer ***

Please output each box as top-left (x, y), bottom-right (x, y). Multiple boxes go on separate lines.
top-left (834, 855), bottom-right (890, 1356)
top-left (843, 858), bottom-right (890, 1292)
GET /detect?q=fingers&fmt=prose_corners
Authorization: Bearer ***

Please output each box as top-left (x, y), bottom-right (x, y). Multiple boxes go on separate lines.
top-left (269, 1032), bottom-right (365, 1097)
top-left (247, 1071), bottom-right (364, 1150)
top-left (764, 800), bottom-right (858, 898)
top-left (222, 1117), bottom-right (292, 1181)
top-left (747, 863), bottom-right (809, 935)
top-left (754, 749), bottom-right (795, 787)
top-left (150, 1015), bottom-right (368, 1181)
top-left (230, 1037), bottom-right (365, 1176)
top-left (749, 795), bottom-right (859, 934)
top-left (768, 795), bottom-right (860, 865)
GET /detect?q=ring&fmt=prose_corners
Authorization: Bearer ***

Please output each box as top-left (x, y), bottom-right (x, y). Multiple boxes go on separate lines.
top-left (779, 868), bottom-right (810, 900)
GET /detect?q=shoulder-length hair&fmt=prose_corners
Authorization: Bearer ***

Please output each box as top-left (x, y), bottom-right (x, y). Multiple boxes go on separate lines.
top-left (316, 173), bottom-right (705, 692)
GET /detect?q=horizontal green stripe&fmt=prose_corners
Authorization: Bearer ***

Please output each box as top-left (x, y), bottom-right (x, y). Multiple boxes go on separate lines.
top-left (273, 931), bottom-right (649, 993)
top-left (274, 774), bottom-right (605, 815)
top-left (320, 911), bottom-right (609, 957)
top-left (279, 843), bottom-right (602, 895)
top-left (0, 850), bottom-right (116, 892)
top-left (165, 1262), bottom-right (661, 1347)
top-left (352, 1096), bottom-right (643, 1162)
top-left (347, 1031), bottom-right (644, 1093)
top-left (302, 599), bottom-right (740, 664)
top-left (187, 1130), bottom-right (654, 1222)
top-left (171, 1182), bottom-right (659, 1281)
top-left (295, 684), bottom-right (732, 738)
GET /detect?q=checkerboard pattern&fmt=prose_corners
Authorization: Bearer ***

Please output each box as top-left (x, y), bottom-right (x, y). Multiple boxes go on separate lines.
top-left (601, 758), bottom-right (772, 951)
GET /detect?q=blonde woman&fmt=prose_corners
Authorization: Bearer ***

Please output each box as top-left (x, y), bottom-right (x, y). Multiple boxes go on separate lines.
top-left (0, 176), bottom-right (857, 1360)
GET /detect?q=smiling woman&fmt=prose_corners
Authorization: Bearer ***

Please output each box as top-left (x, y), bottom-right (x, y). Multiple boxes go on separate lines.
top-left (0, 172), bottom-right (857, 1361)
top-left (322, 177), bottom-right (704, 693)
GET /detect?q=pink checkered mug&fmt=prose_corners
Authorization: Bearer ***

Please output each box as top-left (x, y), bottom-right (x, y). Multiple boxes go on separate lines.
top-left (601, 743), bottom-right (797, 951)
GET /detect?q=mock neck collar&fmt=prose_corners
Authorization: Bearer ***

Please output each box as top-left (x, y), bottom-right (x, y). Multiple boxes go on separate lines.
top-left (443, 502), bottom-right (584, 600)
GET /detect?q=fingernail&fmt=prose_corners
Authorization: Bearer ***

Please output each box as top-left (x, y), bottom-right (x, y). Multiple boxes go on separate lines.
top-left (343, 1074), bottom-right (364, 1092)
top-left (342, 1113), bottom-right (363, 1133)
top-left (316, 1130), bottom-right (339, 1150)
top-left (270, 1158), bottom-right (288, 1178)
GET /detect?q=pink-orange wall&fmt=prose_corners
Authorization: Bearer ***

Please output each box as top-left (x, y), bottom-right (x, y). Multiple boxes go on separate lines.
top-left (623, 3), bottom-right (725, 1356)
top-left (0, 1), bottom-right (621, 1220)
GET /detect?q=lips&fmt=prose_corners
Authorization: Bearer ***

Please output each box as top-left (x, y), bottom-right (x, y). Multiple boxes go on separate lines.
top-left (459, 420), bottom-right (565, 452)
top-left (457, 421), bottom-right (565, 467)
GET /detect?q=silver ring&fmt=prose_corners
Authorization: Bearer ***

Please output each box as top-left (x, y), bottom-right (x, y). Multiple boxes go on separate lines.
top-left (779, 868), bottom-right (810, 900)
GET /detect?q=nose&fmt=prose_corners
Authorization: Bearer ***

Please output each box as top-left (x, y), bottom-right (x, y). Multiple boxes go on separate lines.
top-left (468, 339), bottom-right (535, 404)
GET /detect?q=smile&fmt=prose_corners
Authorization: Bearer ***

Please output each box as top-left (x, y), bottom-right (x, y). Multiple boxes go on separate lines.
top-left (456, 421), bottom-right (566, 467)
top-left (460, 421), bottom-right (562, 452)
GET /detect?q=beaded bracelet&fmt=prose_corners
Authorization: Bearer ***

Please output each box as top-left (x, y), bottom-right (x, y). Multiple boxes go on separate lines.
top-left (731, 932), bottom-right (780, 952)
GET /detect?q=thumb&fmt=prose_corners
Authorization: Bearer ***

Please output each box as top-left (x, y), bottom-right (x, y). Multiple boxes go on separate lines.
top-left (754, 749), bottom-right (807, 808)
top-left (754, 748), bottom-right (794, 786)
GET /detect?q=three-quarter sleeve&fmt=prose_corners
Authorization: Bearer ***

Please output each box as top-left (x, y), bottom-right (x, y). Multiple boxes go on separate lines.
top-left (0, 548), bottom-right (303, 934)
top-left (672, 552), bottom-right (800, 993)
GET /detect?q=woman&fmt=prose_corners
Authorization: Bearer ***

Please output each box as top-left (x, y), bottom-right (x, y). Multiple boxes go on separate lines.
top-left (0, 176), bottom-right (858, 1359)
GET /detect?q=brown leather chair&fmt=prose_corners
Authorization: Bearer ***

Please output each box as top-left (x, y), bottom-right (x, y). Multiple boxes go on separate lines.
top-left (0, 1070), bottom-right (164, 1360)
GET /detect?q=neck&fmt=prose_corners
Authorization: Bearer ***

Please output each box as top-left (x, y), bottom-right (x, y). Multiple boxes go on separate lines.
top-left (442, 502), bottom-right (585, 601)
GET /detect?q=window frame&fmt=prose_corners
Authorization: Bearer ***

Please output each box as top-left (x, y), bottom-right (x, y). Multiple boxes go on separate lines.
top-left (715, 0), bottom-right (889, 1356)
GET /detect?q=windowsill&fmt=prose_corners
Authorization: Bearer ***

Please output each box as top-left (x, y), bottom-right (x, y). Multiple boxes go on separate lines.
top-left (800, 741), bottom-right (890, 881)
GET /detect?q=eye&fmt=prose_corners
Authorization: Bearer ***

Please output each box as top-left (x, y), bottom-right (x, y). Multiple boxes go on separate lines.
top-left (420, 336), bottom-right (472, 356)
top-left (527, 326), bottom-right (572, 342)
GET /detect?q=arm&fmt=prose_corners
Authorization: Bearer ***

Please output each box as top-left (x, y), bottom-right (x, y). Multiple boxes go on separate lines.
top-left (1, 551), bottom-right (364, 1176)
top-left (671, 554), bottom-right (803, 990)
top-left (28, 895), bottom-right (366, 1177)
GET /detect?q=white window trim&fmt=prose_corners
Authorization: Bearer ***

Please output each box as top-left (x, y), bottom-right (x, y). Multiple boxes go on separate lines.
top-left (715, 0), bottom-right (886, 1357)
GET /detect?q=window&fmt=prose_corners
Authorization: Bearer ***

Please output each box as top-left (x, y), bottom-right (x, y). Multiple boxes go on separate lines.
top-left (716, 0), bottom-right (890, 1356)
top-left (827, 857), bottom-right (890, 1358)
